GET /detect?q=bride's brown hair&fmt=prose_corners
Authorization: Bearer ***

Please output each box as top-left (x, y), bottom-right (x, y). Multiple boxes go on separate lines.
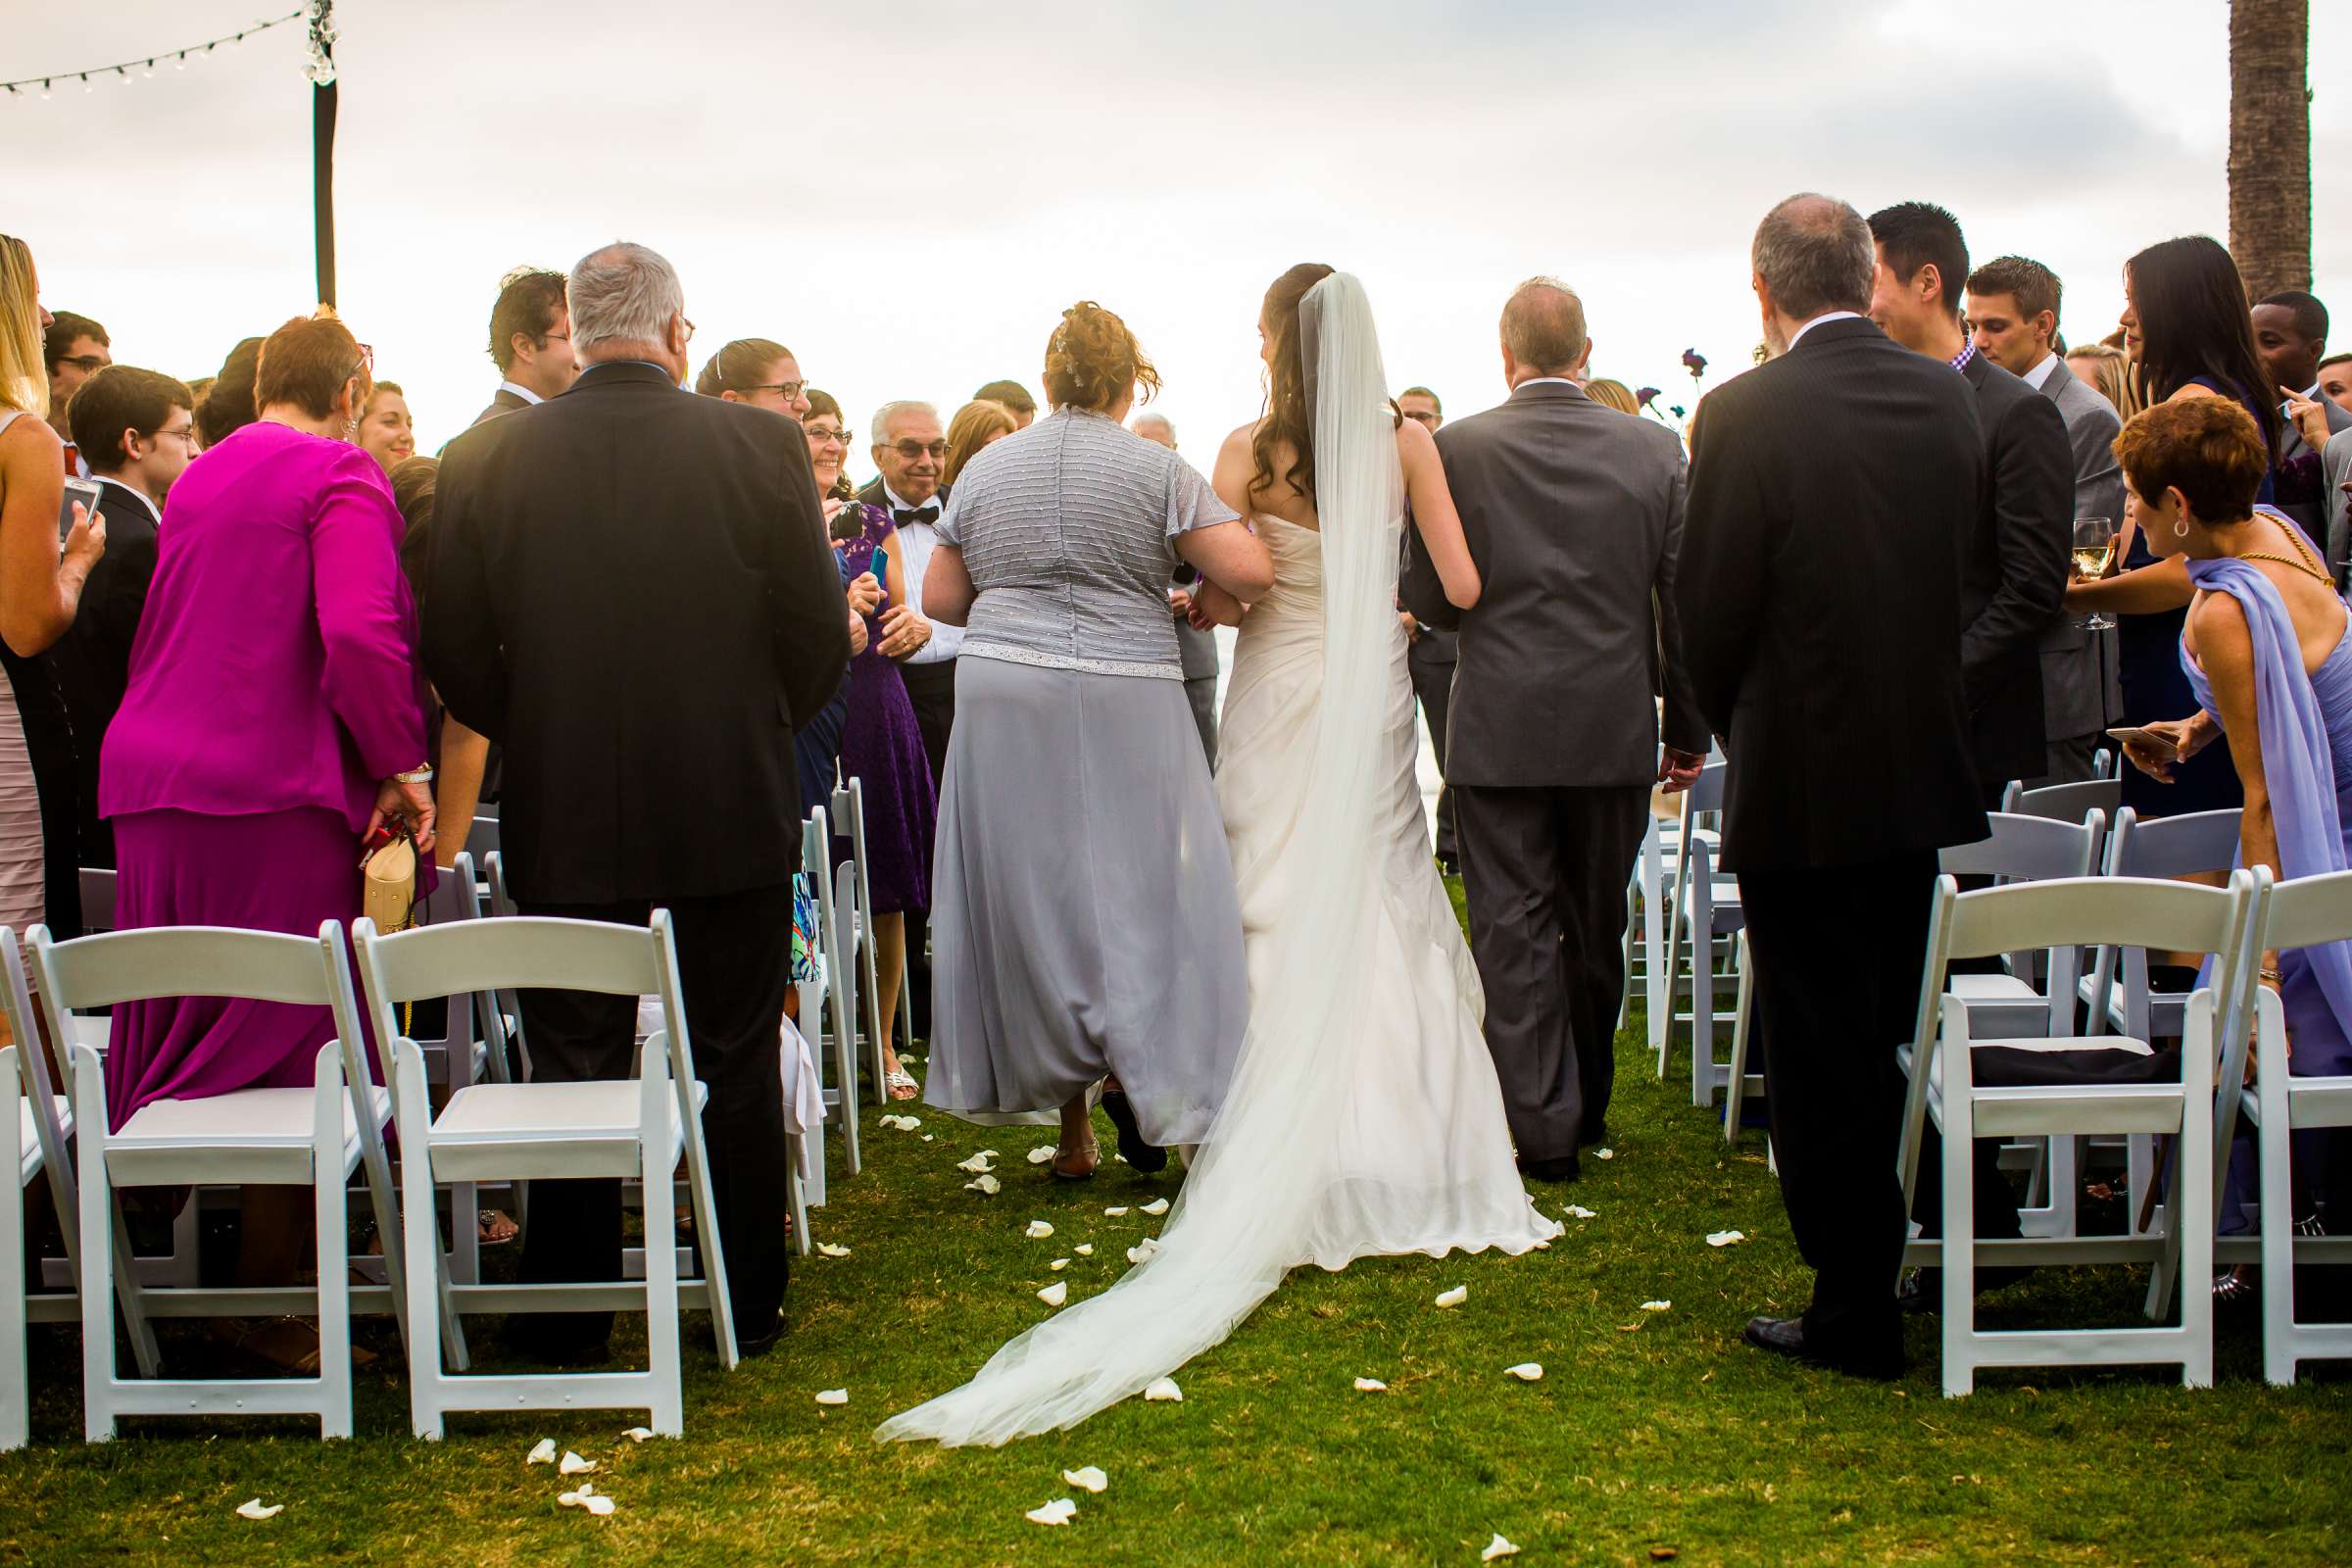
top-left (1250, 262), bottom-right (1336, 505)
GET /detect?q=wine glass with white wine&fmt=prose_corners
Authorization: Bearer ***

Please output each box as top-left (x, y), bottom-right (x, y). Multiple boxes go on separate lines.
top-left (2073, 514), bottom-right (2116, 631)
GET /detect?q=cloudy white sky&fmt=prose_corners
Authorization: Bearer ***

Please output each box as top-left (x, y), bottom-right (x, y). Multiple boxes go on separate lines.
top-left (9, 1), bottom-right (2347, 457)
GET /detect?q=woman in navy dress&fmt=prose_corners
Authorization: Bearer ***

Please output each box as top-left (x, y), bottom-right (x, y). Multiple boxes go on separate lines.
top-left (2067, 235), bottom-right (2286, 820)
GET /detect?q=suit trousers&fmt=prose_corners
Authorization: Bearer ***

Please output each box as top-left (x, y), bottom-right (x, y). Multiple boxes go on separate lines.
top-left (1183, 674), bottom-right (1219, 770)
top-left (897, 658), bottom-right (956, 1037)
top-left (1406, 643), bottom-right (1457, 859)
top-left (1739, 849), bottom-right (1936, 1366)
top-left (2025, 733), bottom-right (2100, 791)
top-left (510, 882), bottom-right (796, 1352)
top-left (1453, 783), bottom-right (1647, 1162)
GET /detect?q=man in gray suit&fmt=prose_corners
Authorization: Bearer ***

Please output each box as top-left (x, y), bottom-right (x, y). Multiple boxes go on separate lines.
top-left (1968, 256), bottom-right (2124, 783)
top-left (1402, 278), bottom-right (1706, 1182)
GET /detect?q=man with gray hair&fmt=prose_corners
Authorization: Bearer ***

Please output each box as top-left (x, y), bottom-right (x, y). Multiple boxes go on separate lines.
top-left (1674, 195), bottom-right (1986, 1381)
top-left (429, 241), bottom-right (850, 1364)
top-left (1403, 276), bottom-right (1707, 1187)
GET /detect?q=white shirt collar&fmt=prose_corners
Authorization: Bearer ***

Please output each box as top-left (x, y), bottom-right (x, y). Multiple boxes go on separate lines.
top-left (1788, 310), bottom-right (1865, 349)
top-left (1516, 377), bottom-right (1581, 389)
top-left (882, 482), bottom-right (942, 518)
top-left (2019, 351), bottom-right (2060, 391)
top-left (497, 379), bottom-right (544, 406)
top-left (92, 474), bottom-right (161, 522)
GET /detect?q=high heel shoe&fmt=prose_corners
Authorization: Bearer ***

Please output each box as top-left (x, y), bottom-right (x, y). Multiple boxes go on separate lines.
top-left (1051, 1139), bottom-right (1101, 1182)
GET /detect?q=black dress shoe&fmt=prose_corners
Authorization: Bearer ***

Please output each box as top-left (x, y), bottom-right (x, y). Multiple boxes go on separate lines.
top-left (1101, 1089), bottom-right (1167, 1174)
top-left (736, 1314), bottom-right (785, 1358)
top-left (1741, 1315), bottom-right (1903, 1380)
top-left (1518, 1153), bottom-right (1582, 1184)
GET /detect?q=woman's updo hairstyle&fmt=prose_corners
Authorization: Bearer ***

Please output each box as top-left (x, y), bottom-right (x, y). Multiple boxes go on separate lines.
top-left (694, 336), bottom-right (792, 399)
top-left (1042, 302), bottom-right (1161, 416)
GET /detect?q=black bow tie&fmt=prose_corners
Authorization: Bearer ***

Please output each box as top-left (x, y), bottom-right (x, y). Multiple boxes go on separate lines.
top-left (893, 506), bottom-right (940, 527)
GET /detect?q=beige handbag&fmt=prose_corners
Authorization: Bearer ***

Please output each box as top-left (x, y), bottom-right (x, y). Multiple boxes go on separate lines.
top-left (362, 829), bottom-right (418, 934)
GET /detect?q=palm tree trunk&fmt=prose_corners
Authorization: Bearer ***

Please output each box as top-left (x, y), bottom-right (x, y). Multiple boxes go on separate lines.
top-left (2228, 0), bottom-right (2310, 299)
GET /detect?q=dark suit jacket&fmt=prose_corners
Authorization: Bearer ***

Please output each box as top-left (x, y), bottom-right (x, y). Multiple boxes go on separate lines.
top-left (46, 476), bottom-right (162, 866)
top-left (472, 386), bottom-right (531, 427)
top-left (1957, 350), bottom-right (2074, 789)
top-left (1401, 378), bottom-right (1706, 788)
top-left (2036, 358), bottom-right (2125, 741)
top-left (425, 362), bottom-right (850, 905)
top-left (1675, 317), bottom-right (1987, 872)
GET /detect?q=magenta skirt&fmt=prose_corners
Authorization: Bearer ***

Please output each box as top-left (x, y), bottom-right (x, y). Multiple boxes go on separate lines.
top-left (105, 807), bottom-right (368, 1132)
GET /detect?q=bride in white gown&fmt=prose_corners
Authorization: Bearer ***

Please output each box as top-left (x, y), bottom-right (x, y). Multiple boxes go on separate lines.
top-left (877, 267), bottom-right (1559, 1448)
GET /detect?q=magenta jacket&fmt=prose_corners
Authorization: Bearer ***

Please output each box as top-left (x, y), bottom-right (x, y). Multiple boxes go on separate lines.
top-left (101, 421), bottom-right (428, 833)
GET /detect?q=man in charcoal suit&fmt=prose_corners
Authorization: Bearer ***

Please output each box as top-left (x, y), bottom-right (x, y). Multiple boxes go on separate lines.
top-left (466, 267), bottom-right (576, 429)
top-left (1402, 279), bottom-right (1706, 1185)
top-left (1967, 255), bottom-right (2127, 783)
top-left (1677, 194), bottom-right (1987, 1379)
top-left (428, 243), bottom-right (849, 1361)
top-left (1398, 385), bottom-right (1458, 868)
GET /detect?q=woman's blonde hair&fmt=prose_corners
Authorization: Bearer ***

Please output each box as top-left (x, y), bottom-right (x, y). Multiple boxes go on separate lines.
top-left (0, 235), bottom-right (46, 417)
top-left (1583, 378), bottom-right (1640, 416)
top-left (2066, 342), bottom-right (2144, 418)
top-left (943, 399), bottom-right (1017, 488)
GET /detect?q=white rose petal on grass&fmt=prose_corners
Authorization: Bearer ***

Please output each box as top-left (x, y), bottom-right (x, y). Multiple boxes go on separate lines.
top-left (1140, 1198), bottom-right (1170, 1216)
top-left (1595, 1148), bottom-right (1614, 1160)
top-left (623, 1427), bottom-right (655, 1444)
top-left (1505, 1363), bottom-right (1544, 1382)
top-left (1143, 1377), bottom-right (1183, 1402)
top-left (1353, 1377), bottom-right (1389, 1393)
top-left (1434, 1286), bottom-right (1469, 1308)
top-left (814, 1388), bottom-right (850, 1405)
top-left (1103, 1205), bottom-right (1130, 1217)
top-left (582, 1494), bottom-right (616, 1517)
top-left (816, 1242), bottom-right (852, 1258)
top-left (234, 1499), bottom-right (283, 1521)
top-left (526, 1438), bottom-right (558, 1465)
top-left (1074, 1244), bottom-right (1095, 1256)
top-left (1706, 1229), bottom-right (1747, 1248)
top-left (1037, 1282), bottom-right (1069, 1307)
top-left (1126, 1239), bottom-right (1161, 1265)
top-left (1050, 1257), bottom-right (1070, 1271)
top-left (1025, 1497), bottom-right (1079, 1527)
top-left (965, 1174), bottom-right (1002, 1196)
top-left (1027, 1146), bottom-right (1055, 1165)
top-left (1642, 1300), bottom-right (1671, 1312)
top-left (1482, 1534), bottom-right (1522, 1562)
top-left (1024, 1220), bottom-right (1055, 1240)
top-left (955, 1151), bottom-right (999, 1174)
top-left (559, 1451), bottom-right (596, 1475)
top-left (1062, 1465), bottom-right (1109, 1494)
top-left (1565, 1204), bottom-right (1597, 1220)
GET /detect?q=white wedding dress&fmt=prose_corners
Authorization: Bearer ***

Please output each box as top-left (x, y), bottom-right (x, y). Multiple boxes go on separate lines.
top-left (876, 274), bottom-right (1557, 1448)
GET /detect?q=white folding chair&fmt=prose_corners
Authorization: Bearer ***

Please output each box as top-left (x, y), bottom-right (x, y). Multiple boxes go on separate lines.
top-left (352, 909), bottom-right (738, 1439)
top-left (33, 919), bottom-right (409, 1442)
top-left (1664, 762), bottom-right (1743, 1106)
top-left (804, 809), bottom-right (862, 1177)
top-left (2001, 776), bottom-right (2123, 826)
top-left (479, 852), bottom-right (531, 1079)
top-left (832, 777), bottom-right (914, 1093)
top-left (463, 813), bottom-right (500, 864)
top-left (1896, 872), bottom-right (2254, 1396)
top-left (2204, 869), bottom-right (2352, 1383)
top-left (1650, 769), bottom-right (1724, 1079)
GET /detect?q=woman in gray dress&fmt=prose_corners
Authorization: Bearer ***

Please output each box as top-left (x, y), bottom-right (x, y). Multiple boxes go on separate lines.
top-left (920, 302), bottom-right (1273, 1178)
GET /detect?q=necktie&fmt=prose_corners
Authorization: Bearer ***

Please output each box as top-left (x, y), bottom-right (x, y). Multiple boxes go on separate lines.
top-left (894, 506), bottom-right (940, 527)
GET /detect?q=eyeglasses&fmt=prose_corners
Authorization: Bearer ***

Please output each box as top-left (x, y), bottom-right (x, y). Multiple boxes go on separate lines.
top-left (537, 331), bottom-right (571, 346)
top-left (57, 354), bottom-right (108, 373)
top-left (149, 421), bottom-right (196, 445)
top-left (887, 440), bottom-right (948, 461)
top-left (347, 342), bottom-right (375, 383)
top-left (681, 316), bottom-right (697, 342)
top-left (746, 381), bottom-right (808, 403)
top-left (1402, 410), bottom-right (1440, 427)
top-left (806, 422), bottom-right (851, 446)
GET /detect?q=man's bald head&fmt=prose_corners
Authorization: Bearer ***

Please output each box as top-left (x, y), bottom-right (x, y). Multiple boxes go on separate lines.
top-left (1751, 193), bottom-right (1874, 320)
top-left (1500, 277), bottom-right (1589, 378)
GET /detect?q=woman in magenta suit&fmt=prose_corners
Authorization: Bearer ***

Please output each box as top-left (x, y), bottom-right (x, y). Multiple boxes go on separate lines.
top-left (99, 314), bottom-right (435, 1369)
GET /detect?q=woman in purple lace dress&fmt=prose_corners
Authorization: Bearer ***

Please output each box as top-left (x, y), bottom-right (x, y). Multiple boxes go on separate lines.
top-left (820, 426), bottom-right (937, 1101)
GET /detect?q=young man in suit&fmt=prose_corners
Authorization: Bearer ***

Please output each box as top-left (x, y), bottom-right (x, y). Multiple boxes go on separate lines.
top-left (50, 366), bottom-right (194, 867)
top-left (1396, 384), bottom-right (1458, 870)
top-left (42, 311), bottom-right (110, 474)
top-left (1402, 280), bottom-right (1706, 1183)
top-left (1677, 193), bottom-right (1988, 1379)
top-left (2254, 292), bottom-right (2352, 551)
top-left (469, 267), bottom-right (575, 428)
top-left (1868, 203), bottom-right (2073, 809)
top-left (428, 243), bottom-right (850, 1361)
top-left (1968, 255), bottom-right (2127, 785)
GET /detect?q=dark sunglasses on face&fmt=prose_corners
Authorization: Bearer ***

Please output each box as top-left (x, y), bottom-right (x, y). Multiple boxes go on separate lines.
top-left (887, 440), bottom-right (948, 461)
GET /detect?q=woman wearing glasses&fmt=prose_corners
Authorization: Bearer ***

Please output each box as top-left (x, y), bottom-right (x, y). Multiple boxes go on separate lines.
top-left (100, 312), bottom-right (435, 1373)
top-left (804, 388), bottom-right (933, 1101)
top-left (693, 337), bottom-right (814, 422)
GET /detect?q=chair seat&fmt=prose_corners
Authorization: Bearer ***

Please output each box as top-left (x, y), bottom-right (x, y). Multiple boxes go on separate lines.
top-left (428, 1078), bottom-right (710, 1182)
top-left (2241, 1074), bottom-right (2352, 1129)
top-left (107, 1083), bottom-right (390, 1186)
top-left (1950, 972), bottom-right (2039, 1003)
top-left (17, 1094), bottom-right (68, 1185)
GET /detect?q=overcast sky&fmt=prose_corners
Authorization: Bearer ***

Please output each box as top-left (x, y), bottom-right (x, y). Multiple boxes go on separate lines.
top-left (9, 1), bottom-right (2348, 457)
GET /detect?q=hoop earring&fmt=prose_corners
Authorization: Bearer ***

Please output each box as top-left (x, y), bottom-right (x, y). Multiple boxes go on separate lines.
top-left (2173, 517), bottom-right (2190, 538)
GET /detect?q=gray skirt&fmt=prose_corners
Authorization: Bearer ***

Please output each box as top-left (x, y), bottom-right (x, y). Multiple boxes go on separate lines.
top-left (922, 656), bottom-right (1249, 1146)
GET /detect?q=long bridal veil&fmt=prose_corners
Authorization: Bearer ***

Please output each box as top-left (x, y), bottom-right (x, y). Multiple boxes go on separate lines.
top-left (874, 273), bottom-right (1412, 1446)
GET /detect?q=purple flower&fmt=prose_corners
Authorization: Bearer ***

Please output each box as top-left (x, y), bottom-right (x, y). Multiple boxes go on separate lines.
top-left (1681, 348), bottom-right (1708, 379)
top-left (1636, 386), bottom-right (1662, 409)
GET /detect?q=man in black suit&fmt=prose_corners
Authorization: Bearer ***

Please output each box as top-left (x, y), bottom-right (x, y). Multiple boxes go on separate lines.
top-left (1677, 194), bottom-right (1988, 1379)
top-left (467, 267), bottom-right (576, 429)
top-left (1867, 203), bottom-right (2072, 808)
top-left (49, 366), bottom-right (195, 867)
top-left (1396, 385), bottom-right (1459, 870)
top-left (1403, 280), bottom-right (1707, 1183)
top-left (2253, 291), bottom-right (2352, 551)
top-left (428, 242), bottom-right (850, 1360)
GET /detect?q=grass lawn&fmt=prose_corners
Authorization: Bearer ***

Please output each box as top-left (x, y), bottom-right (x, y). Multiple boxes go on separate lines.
top-left (3, 882), bottom-right (2347, 1565)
